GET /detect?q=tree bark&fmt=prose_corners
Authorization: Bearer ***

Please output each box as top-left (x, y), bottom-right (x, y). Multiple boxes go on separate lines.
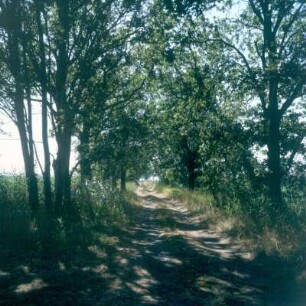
top-left (54, 124), bottom-right (72, 215)
top-left (264, 3), bottom-right (283, 212)
top-left (79, 125), bottom-right (92, 182)
top-left (6, 2), bottom-right (39, 212)
top-left (53, 0), bottom-right (73, 215)
top-left (188, 167), bottom-right (196, 190)
top-left (112, 173), bottom-right (117, 189)
top-left (12, 74), bottom-right (39, 213)
top-left (36, 1), bottom-right (53, 213)
top-left (120, 166), bottom-right (126, 192)
top-left (181, 136), bottom-right (197, 190)
top-left (267, 108), bottom-right (283, 211)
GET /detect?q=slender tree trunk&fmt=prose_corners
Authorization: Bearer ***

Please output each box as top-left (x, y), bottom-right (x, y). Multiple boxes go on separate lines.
top-left (14, 82), bottom-right (39, 213)
top-left (53, 0), bottom-right (72, 215)
top-left (188, 167), bottom-right (196, 190)
top-left (112, 173), bottom-right (117, 190)
top-left (79, 125), bottom-right (92, 182)
top-left (181, 136), bottom-right (197, 190)
top-left (54, 126), bottom-right (72, 215)
top-left (24, 91), bottom-right (40, 214)
top-left (23, 43), bottom-right (40, 214)
top-left (264, 7), bottom-right (283, 214)
top-left (6, 6), bottom-right (39, 212)
top-left (36, 2), bottom-right (53, 213)
top-left (120, 166), bottom-right (126, 192)
top-left (187, 150), bottom-right (197, 190)
top-left (267, 109), bottom-right (282, 211)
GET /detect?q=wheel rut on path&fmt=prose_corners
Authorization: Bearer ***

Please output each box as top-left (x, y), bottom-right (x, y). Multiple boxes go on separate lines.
top-left (1, 188), bottom-right (305, 306)
top-left (113, 188), bottom-right (269, 306)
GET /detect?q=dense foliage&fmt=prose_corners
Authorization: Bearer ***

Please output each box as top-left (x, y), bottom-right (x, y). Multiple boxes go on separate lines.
top-left (0, 0), bottom-right (305, 238)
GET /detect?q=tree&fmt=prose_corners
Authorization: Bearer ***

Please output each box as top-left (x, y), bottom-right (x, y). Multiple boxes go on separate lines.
top-left (74, 17), bottom-right (150, 186)
top-left (215, 0), bottom-right (306, 215)
top-left (33, 0), bottom-right (52, 212)
top-left (1, 0), bottom-right (147, 215)
top-left (84, 96), bottom-right (152, 191)
top-left (144, 8), bottom-right (224, 190)
top-left (0, 0), bottom-right (40, 213)
top-left (29, 0), bottom-right (145, 213)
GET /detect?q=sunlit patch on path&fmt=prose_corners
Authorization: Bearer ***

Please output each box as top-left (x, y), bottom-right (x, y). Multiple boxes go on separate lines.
top-left (0, 187), bottom-right (305, 305)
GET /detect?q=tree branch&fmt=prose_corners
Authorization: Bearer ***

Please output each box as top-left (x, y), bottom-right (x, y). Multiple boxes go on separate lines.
top-left (280, 79), bottom-right (305, 115)
top-left (286, 134), bottom-right (305, 171)
top-left (33, 140), bottom-right (44, 175)
top-left (213, 38), bottom-right (267, 114)
top-left (248, 0), bottom-right (264, 25)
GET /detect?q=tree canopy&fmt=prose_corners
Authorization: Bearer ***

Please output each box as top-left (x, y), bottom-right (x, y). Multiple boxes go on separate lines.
top-left (0, 0), bottom-right (305, 226)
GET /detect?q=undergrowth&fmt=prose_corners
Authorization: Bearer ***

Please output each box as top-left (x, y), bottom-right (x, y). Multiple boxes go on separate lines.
top-left (0, 175), bottom-right (136, 253)
top-left (0, 175), bottom-right (36, 248)
top-left (74, 181), bottom-right (130, 227)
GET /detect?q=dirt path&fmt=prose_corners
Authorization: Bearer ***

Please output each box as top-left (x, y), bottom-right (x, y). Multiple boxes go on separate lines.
top-left (104, 188), bottom-right (305, 306)
top-left (0, 188), bottom-right (305, 305)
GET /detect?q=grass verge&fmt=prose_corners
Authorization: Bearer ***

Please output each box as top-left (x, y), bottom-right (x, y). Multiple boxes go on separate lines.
top-left (0, 176), bottom-right (138, 254)
top-left (156, 184), bottom-right (306, 262)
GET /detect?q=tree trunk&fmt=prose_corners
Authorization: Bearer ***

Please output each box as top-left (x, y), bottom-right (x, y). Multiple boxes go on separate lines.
top-left (112, 172), bottom-right (117, 190)
top-left (23, 42), bottom-right (40, 214)
top-left (264, 7), bottom-right (283, 214)
top-left (267, 110), bottom-right (283, 213)
top-left (181, 136), bottom-right (197, 190)
top-left (53, 0), bottom-right (72, 215)
top-left (79, 125), bottom-right (92, 182)
top-left (187, 150), bottom-right (197, 190)
top-left (36, 2), bottom-right (53, 213)
top-left (120, 166), bottom-right (126, 192)
top-left (14, 79), bottom-right (39, 214)
top-left (54, 127), bottom-right (72, 215)
top-left (6, 6), bottom-right (39, 212)
top-left (25, 164), bottom-right (40, 213)
top-left (188, 167), bottom-right (196, 190)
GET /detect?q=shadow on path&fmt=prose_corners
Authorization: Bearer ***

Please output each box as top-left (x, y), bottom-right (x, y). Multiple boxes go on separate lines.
top-left (0, 189), bottom-right (305, 305)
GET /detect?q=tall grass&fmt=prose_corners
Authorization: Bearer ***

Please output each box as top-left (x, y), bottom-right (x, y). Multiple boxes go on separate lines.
top-left (156, 184), bottom-right (306, 259)
top-left (73, 180), bottom-right (131, 227)
top-left (126, 181), bottom-right (138, 193)
top-left (157, 185), bottom-right (238, 228)
top-left (0, 175), bottom-right (136, 251)
top-left (0, 175), bottom-right (36, 247)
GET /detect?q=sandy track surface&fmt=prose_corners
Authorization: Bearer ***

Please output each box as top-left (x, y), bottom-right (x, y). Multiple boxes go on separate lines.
top-left (0, 188), bottom-right (305, 305)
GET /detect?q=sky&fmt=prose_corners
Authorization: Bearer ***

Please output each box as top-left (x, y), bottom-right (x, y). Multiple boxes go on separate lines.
top-left (0, 108), bottom-right (77, 174)
top-left (0, 114), bottom-right (24, 173)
